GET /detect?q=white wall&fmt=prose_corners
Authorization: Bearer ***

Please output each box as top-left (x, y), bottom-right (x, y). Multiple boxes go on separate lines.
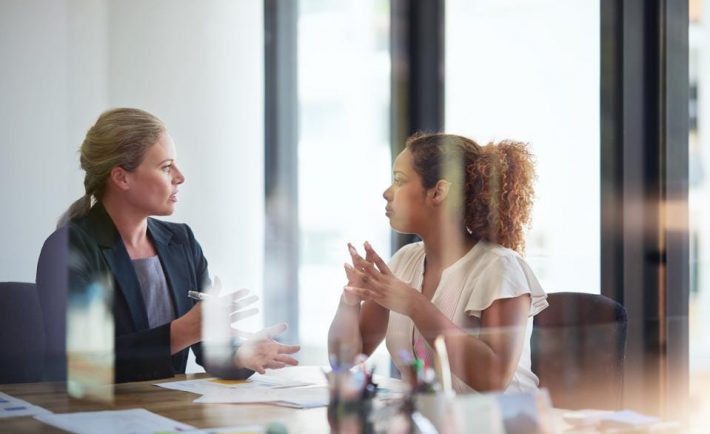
top-left (0, 0), bottom-right (264, 308)
top-left (1, 0), bottom-right (78, 282)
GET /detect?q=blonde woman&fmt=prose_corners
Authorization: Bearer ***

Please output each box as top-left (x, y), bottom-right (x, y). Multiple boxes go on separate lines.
top-left (46, 108), bottom-right (299, 383)
top-left (328, 133), bottom-right (547, 393)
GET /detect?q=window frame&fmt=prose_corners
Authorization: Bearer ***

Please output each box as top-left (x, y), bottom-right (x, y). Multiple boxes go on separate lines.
top-left (601, 0), bottom-right (688, 417)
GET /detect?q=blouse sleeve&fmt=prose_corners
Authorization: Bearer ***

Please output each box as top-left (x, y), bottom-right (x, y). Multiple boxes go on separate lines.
top-left (464, 253), bottom-right (548, 318)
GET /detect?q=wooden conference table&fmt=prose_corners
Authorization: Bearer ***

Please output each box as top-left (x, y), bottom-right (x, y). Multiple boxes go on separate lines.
top-left (0, 368), bottom-right (334, 434)
top-left (0, 367), bottom-right (590, 433)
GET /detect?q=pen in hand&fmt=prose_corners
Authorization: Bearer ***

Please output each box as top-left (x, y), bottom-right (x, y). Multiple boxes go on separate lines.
top-left (187, 290), bottom-right (211, 301)
top-left (188, 275), bottom-right (228, 301)
top-left (187, 289), bottom-right (260, 318)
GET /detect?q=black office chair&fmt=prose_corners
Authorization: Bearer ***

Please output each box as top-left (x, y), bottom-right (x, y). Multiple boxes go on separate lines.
top-left (0, 282), bottom-right (46, 384)
top-left (531, 292), bottom-right (627, 410)
top-left (35, 225), bottom-right (68, 381)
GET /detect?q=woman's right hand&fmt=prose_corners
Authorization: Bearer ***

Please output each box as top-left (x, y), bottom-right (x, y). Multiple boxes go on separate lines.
top-left (342, 242), bottom-right (379, 306)
top-left (234, 323), bottom-right (300, 374)
top-left (208, 277), bottom-right (261, 325)
top-left (172, 278), bottom-right (260, 354)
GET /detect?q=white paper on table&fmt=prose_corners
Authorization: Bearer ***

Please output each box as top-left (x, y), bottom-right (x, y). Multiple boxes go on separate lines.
top-left (34, 408), bottom-right (194, 434)
top-left (0, 391), bottom-right (52, 418)
top-left (561, 409), bottom-right (612, 427)
top-left (155, 373), bottom-right (313, 395)
top-left (194, 385), bottom-right (329, 408)
top-left (143, 425), bottom-right (265, 434)
top-left (563, 409), bottom-right (660, 429)
top-left (599, 410), bottom-right (660, 428)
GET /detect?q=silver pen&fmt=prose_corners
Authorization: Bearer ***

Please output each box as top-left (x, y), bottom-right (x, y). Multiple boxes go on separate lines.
top-left (187, 290), bottom-right (211, 301)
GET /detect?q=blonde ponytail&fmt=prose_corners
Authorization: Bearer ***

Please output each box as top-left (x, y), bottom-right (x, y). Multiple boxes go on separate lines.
top-left (57, 108), bottom-right (165, 228)
top-left (57, 194), bottom-right (92, 228)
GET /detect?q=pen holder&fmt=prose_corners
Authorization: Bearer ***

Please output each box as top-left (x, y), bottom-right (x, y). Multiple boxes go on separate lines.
top-left (327, 396), bottom-right (375, 434)
top-left (325, 368), bottom-right (377, 434)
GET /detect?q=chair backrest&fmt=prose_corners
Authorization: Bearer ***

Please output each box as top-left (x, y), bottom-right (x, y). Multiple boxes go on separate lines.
top-left (35, 226), bottom-right (68, 381)
top-left (0, 282), bottom-right (46, 384)
top-left (531, 292), bottom-right (627, 410)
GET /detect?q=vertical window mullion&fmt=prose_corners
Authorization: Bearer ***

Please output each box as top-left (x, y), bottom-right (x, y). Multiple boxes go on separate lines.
top-left (264, 0), bottom-right (299, 344)
top-left (601, 0), bottom-right (688, 418)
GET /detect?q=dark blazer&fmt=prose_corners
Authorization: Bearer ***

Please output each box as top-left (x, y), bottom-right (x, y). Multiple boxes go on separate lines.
top-left (62, 203), bottom-right (252, 383)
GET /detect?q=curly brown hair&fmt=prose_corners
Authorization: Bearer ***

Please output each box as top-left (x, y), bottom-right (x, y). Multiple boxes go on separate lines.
top-left (406, 133), bottom-right (535, 253)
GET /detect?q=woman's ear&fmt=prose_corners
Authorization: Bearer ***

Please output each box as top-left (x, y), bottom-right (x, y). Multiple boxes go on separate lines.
top-left (431, 180), bottom-right (451, 205)
top-left (109, 166), bottom-right (130, 191)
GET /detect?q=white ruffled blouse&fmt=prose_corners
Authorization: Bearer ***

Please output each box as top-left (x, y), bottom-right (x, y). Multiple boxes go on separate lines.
top-left (385, 240), bottom-right (548, 394)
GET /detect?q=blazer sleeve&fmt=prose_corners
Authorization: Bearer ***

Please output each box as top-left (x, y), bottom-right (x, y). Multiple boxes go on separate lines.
top-left (115, 324), bottom-right (174, 382)
top-left (183, 224), bottom-right (254, 380)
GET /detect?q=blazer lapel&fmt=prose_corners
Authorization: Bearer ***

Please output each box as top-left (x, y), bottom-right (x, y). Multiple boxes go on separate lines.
top-left (148, 220), bottom-right (191, 318)
top-left (102, 245), bottom-right (149, 330)
top-left (87, 204), bottom-right (149, 331)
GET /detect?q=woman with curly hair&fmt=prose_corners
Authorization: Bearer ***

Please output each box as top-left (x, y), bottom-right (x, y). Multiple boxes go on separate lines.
top-left (328, 133), bottom-right (548, 393)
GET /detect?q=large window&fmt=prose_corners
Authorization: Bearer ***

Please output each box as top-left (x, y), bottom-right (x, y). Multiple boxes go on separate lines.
top-left (297, 0), bottom-right (392, 371)
top-left (445, 0), bottom-right (600, 294)
top-left (690, 0), bottom-right (710, 428)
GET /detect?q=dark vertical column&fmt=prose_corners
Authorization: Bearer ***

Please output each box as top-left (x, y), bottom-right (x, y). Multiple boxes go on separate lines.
top-left (264, 0), bottom-right (299, 344)
top-left (390, 0), bottom-right (445, 249)
top-left (661, 0), bottom-right (690, 422)
top-left (600, 0), bottom-right (688, 418)
top-left (600, 0), bottom-right (624, 305)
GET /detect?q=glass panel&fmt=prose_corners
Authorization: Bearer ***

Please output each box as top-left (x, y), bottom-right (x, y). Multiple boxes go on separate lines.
top-left (297, 0), bottom-right (392, 371)
top-left (445, 0), bottom-right (600, 294)
top-left (689, 0), bottom-right (710, 429)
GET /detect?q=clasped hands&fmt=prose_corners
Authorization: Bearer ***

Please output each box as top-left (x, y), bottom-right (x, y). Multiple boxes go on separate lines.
top-left (342, 241), bottom-right (421, 316)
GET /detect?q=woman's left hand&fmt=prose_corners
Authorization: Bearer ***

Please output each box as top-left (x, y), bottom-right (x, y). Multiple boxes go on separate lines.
top-left (344, 242), bottom-right (423, 316)
top-left (234, 323), bottom-right (300, 374)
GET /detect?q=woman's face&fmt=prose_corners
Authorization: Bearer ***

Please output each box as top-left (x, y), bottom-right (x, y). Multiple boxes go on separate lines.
top-left (382, 148), bottom-right (429, 234)
top-left (124, 132), bottom-right (185, 217)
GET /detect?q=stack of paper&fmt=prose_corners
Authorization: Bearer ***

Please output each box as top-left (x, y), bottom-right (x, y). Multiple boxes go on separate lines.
top-left (157, 373), bottom-right (311, 394)
top-left (35, 408), bottom-right (194, 434)
top-left (194, 385), bottom-right (329, 408)
top-left (0, 391), bottom-right (52, 418)
top-left (162, 427), bottom-right (265, 434)
top-left (155, 372), bottom-right (328, 409)
top-left (33, 407), bottom-right (267, 434)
